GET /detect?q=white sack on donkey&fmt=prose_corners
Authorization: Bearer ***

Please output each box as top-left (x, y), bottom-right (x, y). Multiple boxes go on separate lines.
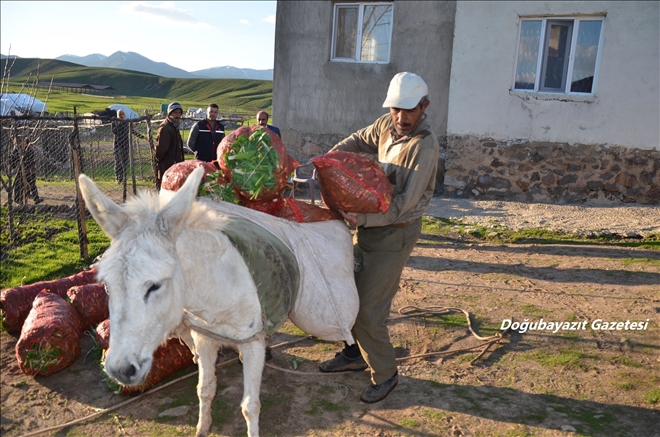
top-left (79, 167), bottom-right (358, 437)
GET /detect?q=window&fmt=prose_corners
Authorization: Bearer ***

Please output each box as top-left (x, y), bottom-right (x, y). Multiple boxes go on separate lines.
top-left (331, 2), bottom-right (393, 63)
top-left (513, 17), bottom-right (604, 94)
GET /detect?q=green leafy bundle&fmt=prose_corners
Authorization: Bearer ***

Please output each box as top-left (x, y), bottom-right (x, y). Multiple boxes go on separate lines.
top-left (223, 129), bottom-right (281, 200)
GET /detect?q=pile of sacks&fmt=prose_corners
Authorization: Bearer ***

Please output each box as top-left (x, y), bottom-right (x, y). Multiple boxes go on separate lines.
top-left (162, 126), bottom-right (392, 221)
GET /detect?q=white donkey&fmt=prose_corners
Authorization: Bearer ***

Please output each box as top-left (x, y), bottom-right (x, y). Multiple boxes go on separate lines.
top-left (78, 167), bottom-right (359, 437)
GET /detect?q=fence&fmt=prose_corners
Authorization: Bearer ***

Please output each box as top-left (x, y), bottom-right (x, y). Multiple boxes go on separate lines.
top-left (1, 114), bottom-right (243, 282)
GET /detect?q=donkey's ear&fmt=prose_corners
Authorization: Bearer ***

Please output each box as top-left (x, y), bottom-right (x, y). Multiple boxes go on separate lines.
top-left (78, 174), bottom-right (129, 239)
top-left (156, 166), bottom-right (203, 238)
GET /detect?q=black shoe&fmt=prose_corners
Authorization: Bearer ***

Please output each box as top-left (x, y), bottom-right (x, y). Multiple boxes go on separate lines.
top-left (319, 350), bottom-right (368, 373)
top-left (34, 197), bottom-right (43, 204)
top-left (360, 371), bottom-right (398, 403)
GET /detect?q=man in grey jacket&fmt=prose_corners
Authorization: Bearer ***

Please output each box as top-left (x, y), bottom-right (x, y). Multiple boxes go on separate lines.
top-left (319, 72), bottom-right (440, 403)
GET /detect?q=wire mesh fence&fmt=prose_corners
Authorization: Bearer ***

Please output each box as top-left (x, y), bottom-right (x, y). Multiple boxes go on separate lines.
top-left (1, 114), bottom-right (185, 288)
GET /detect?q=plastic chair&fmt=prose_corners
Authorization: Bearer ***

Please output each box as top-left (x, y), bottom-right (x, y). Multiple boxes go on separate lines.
top-left (290, 164), bottom-right (317, 205)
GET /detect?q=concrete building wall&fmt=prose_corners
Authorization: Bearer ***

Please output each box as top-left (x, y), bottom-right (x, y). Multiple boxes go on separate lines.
top-left (445, 1), bottom-right (660, 204)
top-left (273, 1), bottom-right (456, 161)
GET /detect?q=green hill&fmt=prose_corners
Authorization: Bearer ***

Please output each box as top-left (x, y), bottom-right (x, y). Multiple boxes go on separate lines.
top-left (2, 58), bottom-right (272, 115)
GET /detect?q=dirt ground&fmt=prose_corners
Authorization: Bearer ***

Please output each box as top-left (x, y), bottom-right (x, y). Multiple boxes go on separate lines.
top-left (1, 197), bottom-right (660, 437)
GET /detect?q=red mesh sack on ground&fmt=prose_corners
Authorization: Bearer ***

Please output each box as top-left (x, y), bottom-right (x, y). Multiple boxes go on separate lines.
top-left (96, 318), bottom-right (110, 350)
top-left (15, 291), bottom-right (84, 376)
top-left (67, 283), bottom-right (109, 330)
top-left (161, 160), bottom-right (220, 192)
top-left (118, 339), bottom-right (195, 395)
top-left (217, 126), bottom-right (297, 202)
top-left (312, 151), bottom-right (392, 214)
top-left (1, 269), bottom-right (98, 333)
top-left (278, 197), bottom-right (342, 223)
top-left (97, 321), bottom-right (195, 395)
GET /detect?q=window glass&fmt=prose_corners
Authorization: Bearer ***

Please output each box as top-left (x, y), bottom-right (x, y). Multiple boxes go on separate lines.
top-left (514, 20), bottom-right (542, 90)
top-left (360, 4), bottom-right (393, 62)
top-left (570, 20), bottom-right (602, 93)
top-left (513, 17), bottom-right (603, 95)
top-left (334, 6), bottom-right (358, 59)
top-left (542, 22), bottom-right (572, 90)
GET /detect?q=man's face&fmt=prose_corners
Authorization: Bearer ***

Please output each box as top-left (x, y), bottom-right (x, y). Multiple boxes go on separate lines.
top-left (207, 106), bottom-right (218, 121)
top-left (257, 113), bottom-right (268, 127)
top-left (169, 109), bottom-right (183, 123)
top-left (389, 100), bottom-right (430, 136)
top-left (118, 112), bottom-right (126, 120)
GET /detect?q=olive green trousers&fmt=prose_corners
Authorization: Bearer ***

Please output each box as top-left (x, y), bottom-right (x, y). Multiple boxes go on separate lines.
top-left (352, 218), bottom-right (422, 384)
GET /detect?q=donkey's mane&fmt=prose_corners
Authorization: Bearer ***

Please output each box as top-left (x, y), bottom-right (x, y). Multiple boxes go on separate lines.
top-left (122, 189), bottom-right (229, 233)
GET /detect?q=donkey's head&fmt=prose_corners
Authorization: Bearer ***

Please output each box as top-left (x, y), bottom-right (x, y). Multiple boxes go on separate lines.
top-left (79, 167), bottom-right (204, 386)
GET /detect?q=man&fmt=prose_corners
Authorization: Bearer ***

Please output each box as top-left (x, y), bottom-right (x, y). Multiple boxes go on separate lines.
top-left (318, 72), bottom-right (439, 403)
top-left (112, 109), bottom-right (146, 184)
top-left (154, 102), bottom-right (185, 190)
top-left (256, 110), bottom-right (281, 138)
top-left (12, 137), bottom-right (43, 204)
top-left (187, 103), bottom-right (225, 162)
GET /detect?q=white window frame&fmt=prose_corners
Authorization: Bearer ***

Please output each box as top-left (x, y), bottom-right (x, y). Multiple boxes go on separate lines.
top-left (512, 16), bottom-right (605, 96)
top-left (331, 2), bottom-right (393, 64)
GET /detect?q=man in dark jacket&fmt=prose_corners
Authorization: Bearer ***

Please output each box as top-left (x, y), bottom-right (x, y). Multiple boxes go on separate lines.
top-left (154, 102), bottom-right (184, 190)
top-left (112, 109), bottom-right (145, 184)
top-left (257, 111), bottom-right (281, 138)
top-left (12, 138), bottom-right (43, 204)
top-left (187, 103), bottom-right (225, 162)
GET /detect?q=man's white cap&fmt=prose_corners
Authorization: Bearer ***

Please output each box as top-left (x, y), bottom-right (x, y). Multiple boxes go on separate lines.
top-left (382, 72), bottom-right (428, 109)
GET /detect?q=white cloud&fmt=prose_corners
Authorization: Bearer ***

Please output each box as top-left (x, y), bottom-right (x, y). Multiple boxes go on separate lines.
top-left (240, 19), bottom-right (251, 25)
top-left (263, 15), bottom-right (275, 24)
top-left (120, 2), bottom-right (212, 29)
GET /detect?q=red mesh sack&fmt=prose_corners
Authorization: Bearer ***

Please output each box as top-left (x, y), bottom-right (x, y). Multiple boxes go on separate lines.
top-left (278, 198), bottom-right (342, 223)
top-left (312, 151), bottom-right (392, 214)
top-left (16, 291), bottom-right (83, 376)
top-left (96, 318), bottom-right (110, 350)
top-left (1, 268), bottom-right (98, 333)
top-left (97, 321), bottom-right (195, 395)
top-left (217, 126), bottom-right (297, 202)
top-left (67, 283), bottom-right (109, 330)
top-left (161, 159), bottom-right (220, 192)
top-left (243, 196), bottom-right (285, 216)
top-left (118, 339), bottom-right (195, 395)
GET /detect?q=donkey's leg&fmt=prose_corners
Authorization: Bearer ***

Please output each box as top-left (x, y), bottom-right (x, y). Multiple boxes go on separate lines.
top-left (236, 333), bottom-right (267, 437)
top-left (193, 334), bottom-right (221, 437)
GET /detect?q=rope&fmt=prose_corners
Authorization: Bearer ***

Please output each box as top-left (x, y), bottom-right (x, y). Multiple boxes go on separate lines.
top-left (17, 307), bottom-right (506, 436)
top-left (16, 337), bottom-right (307, 437)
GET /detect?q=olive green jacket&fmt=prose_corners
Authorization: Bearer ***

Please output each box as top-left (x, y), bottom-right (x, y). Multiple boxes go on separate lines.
top-left (330, 113), bottom-right (439, 228)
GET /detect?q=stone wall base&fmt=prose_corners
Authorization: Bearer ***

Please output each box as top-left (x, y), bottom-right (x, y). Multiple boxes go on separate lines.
top-left (444, 136), bottom-right (660, 204)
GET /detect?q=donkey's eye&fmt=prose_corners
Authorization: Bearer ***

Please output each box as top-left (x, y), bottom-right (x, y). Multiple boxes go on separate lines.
top-left (144, 283), bottom-right (161, 301)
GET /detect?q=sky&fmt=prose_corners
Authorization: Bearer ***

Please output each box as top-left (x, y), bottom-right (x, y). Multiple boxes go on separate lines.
top-left (0, 1), bottom-right (277, 72)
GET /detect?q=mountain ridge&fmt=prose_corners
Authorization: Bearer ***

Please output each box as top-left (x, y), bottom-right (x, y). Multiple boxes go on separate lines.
top-left (53, 51), bottom-right (273, 80)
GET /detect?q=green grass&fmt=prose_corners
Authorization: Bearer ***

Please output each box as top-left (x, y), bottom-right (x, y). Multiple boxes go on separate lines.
top-left (0, 208), bottom-right (110, 289)
top-left (522, 348), bottom-right (598, 371)
top-left (421, 216), bottom-right (660, 249)
top-left (644, 387), bottom-right (660, 404)
top-left (4, 57), bottom-right (273, 116)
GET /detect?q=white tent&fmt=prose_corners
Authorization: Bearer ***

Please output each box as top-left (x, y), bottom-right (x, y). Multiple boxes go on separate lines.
top-left (108, 104), bottom-right (141, 119)
top-left (0, 93), bottom-right (48, 116)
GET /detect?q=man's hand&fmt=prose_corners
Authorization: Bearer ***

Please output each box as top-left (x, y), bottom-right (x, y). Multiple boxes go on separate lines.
top-left (339, 210), bottom-right (358, 227)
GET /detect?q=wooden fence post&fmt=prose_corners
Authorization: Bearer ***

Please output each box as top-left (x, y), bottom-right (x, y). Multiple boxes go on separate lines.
top-left (71, 116), bottom-right (89, 259)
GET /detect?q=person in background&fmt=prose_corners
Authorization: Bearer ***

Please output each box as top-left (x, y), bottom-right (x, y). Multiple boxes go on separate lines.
top-left (154, 102), bottom-right (184, 190)
top-left (256, 110), bottom-right (281, 138)
top-left (12, 137), bottom-right (43, 204)
top-left (112, 109), bottom-right (145, 184)
top-left (187, 103), bottom-right (225, 162)
top-left (318, 72), bottom-right (439, 404)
